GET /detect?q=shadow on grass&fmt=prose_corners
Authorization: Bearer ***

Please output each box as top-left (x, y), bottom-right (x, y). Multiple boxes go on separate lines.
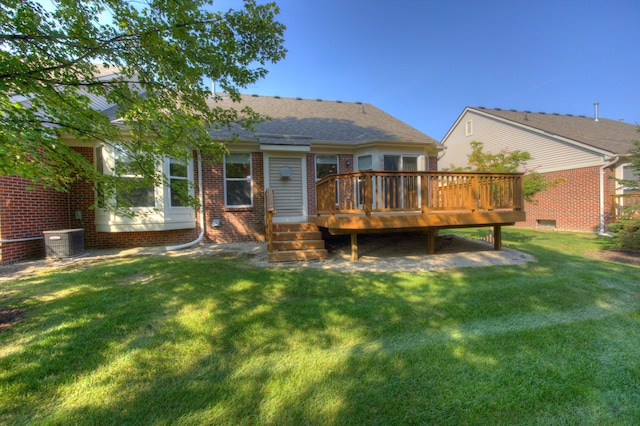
top-left (1, 232), bottom-right (639, 424)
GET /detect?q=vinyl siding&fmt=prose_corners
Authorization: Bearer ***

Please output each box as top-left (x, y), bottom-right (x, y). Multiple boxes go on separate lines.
top-left (443, 111), bottom-right (606, 173)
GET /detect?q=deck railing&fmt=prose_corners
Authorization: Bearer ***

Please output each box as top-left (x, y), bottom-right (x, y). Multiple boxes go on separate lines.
top-left (610, 193), bottom-right (640, 219)
top-left (316, 171), bottom-right (524, 216)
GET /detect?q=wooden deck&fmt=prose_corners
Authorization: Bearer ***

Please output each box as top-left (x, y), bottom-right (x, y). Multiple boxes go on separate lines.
top-left (309, 171), bottom-right (526, 259)
top-left (611, 193), bottom-right (640, 219)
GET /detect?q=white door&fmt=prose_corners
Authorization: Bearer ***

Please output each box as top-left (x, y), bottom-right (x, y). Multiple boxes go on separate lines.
top-left (267, 157), bottom-right (306, 222)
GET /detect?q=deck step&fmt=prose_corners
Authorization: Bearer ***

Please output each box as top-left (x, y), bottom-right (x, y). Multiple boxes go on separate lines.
top-left (267, 222), bottom-right (327, 262)
top-left (272, 231), bottom-right (322, 241)
top-left (273, 222), bottom-right (320, 232)
top-left (268, 249), bottom-right (328, 262)
top-left (272, 239), bottom-right (326, 251)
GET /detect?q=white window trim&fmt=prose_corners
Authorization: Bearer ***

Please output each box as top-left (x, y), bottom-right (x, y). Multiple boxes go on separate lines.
top-left (224, 153), bottom-right (253, 208)
top-left (465, 120), bottom-right (473, 136)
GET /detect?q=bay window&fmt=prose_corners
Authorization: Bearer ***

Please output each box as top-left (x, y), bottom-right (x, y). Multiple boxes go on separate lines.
top-left (94, 144), bottom-right (196, 232)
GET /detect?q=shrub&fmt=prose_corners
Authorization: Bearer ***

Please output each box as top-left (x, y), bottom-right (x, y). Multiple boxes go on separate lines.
top-left (609, 215), bottom-right (640, 250)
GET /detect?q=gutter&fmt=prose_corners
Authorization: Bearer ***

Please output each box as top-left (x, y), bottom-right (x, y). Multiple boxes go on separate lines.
top-left (166, 150), bottom-right (205, 251)
top-left (599, 155), bottom-right (619, 236)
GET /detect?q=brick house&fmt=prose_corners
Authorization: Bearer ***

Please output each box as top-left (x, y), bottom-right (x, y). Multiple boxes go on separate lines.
top-left (441, 107), bottom-right (639, 233)
top-left (0, 91), bottom-right (442, 264)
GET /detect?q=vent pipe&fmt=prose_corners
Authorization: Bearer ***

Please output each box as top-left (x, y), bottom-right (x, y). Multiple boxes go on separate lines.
top-left (593, 102), bottom-right (599, 122)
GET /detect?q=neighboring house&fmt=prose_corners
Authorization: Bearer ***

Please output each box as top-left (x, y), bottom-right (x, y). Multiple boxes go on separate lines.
top-left (441, 107), bottom-right (639, 233)
top-left (0, 85), bottom-right (442, 264)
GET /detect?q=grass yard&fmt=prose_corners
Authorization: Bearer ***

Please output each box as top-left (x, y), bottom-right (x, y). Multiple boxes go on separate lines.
top-left (1, 229), bottom-right (639, 425)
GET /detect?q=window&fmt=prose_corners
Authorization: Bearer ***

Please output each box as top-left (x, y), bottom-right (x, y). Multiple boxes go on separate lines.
top-left (384, 155), bottom-right (401, 171)
top-left (169, 157), bottom-right (189, 207)
top-left (537, 219), bottom-right (556, 229)
top-left (383, 155), bottom-right (418, 171)
top-left (465, 120), bottom-right (473, 136)
top-left (316, 155), bottom-right (338, 180)
top-left (622, 164), bottom-right (639, 194)
top-left (113, 149), bottom-right (155, 208)
top-left (382, 155), bottom-right (420, 209)
top-left (225, 153), bottom-right (252, 207)
top-left (94, 145), bottom-right (196, 232)
top-left (357, 155), bottom-right (372, 171)
top-left (403, 156), bottom-right (418, 172)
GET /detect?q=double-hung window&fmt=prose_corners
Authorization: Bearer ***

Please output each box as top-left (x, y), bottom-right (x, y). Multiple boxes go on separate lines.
top-left (225, 153), bottom-right (252, 207)
top-left (316, 155), bottom-right (339, 205)
top-left (169, 157), bottom-right (189, 207)
top-left (357, 155), bottom-right (372, 171)
top-left (315, 155), bottom-right (338, 180)
top-left (113, 149), bottom-right (155, 208)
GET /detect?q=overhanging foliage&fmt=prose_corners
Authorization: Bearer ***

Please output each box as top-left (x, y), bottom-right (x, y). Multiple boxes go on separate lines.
top-left (0, 0), bottom-right (286, 213)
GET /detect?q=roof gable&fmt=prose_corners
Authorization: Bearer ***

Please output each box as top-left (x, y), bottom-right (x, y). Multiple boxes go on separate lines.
top-left (470, 107), bottom-right (638, 156)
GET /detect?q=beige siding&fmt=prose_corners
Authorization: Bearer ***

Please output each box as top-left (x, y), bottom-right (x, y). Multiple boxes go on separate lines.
top-left (269, 157), bottom-right (304, 218)
top-left (442, 111), bottom-right (605, 173)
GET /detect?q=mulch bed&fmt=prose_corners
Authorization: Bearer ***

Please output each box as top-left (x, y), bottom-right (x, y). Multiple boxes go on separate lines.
top-left (584, 249), bottom-right (640, 266)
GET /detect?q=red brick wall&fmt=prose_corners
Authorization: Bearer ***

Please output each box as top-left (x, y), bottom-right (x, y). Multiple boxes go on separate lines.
top-left (1, 147), bottom-right (200, 264)
top-left (0, 176), bottom-right (69, 263)
top-left (516, 165), bottom-right (611, 232)
top-left (428, 155), bottom-right (438, 171)
top-left (306, 154), bottom-right (316, 216)
top-left (202, 152), bottom-right (266, 243)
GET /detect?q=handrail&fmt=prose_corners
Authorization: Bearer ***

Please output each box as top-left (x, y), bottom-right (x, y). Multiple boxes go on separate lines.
top-left (265, 188), bottom-right (276, 252)
top-left (316, 171), bottom-right (524, 216)
top-left (611, 193), bottom-right (640, 219)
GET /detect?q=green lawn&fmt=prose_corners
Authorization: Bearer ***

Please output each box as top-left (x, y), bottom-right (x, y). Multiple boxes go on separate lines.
top-left (1, 229), bottom-right (639, 425)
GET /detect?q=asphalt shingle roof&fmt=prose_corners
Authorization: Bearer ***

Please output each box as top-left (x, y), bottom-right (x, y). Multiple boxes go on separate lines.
top-left (208, 94), bottom-right (439, 145)
top-left (473, 107), bottom-right (639, 156)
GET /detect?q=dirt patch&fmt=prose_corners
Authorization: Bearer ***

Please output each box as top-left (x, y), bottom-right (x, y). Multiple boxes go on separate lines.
top-left (0, 293), bottom-right (26, 332)
top-left (584, 249), bottom-right (640, 266)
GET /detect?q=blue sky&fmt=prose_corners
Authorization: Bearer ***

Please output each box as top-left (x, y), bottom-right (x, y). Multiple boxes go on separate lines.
top-left (221, 0), bottom-right (640, 141)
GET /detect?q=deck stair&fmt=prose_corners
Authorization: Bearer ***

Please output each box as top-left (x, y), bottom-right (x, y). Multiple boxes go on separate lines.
top-left (267, 223), bottom-right (328, 262)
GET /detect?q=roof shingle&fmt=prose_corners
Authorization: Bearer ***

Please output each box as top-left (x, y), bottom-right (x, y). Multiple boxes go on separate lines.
top-left (473, 107), bottom-right (639, 155)
top-left (209, 94), bottom-right (439, 145)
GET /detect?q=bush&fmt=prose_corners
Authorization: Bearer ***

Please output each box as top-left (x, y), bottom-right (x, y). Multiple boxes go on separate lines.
top-left (609, 216), bottom-right (640, 250)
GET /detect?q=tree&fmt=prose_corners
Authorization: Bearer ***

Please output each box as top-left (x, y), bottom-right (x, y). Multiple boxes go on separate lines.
top-left (0, 0), bottom-right (286, 213)
top-left (451, 141), bottom-right (564, 203)
top-left (609, 132), bottom-right (640, 249)
top-left (614, 138), bottom-right (640, 192)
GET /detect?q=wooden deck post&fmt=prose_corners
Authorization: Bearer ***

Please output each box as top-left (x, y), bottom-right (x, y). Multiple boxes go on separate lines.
top-left (351, 232), bottom-right (358, 261)
top-left (427, 229), bottom-right (436, 254)
top-left (493, 225), bottom-right (502, 251)
top-left (265, 188), bottom-right (275, 253)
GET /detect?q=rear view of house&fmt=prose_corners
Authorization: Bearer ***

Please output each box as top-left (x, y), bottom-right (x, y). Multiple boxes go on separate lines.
top-left (441, 107), bottom-right (639, 233)
top-left (0, 89), bottom-right (443, 264)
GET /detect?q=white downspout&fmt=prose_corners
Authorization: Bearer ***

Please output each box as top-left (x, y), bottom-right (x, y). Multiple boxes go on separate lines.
top-left (599, 155), bottom-right (619, 236)
top-left (166, 150), bottom-right (205, 251)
